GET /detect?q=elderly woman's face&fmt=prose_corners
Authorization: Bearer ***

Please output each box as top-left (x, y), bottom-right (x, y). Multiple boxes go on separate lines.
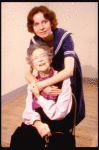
top-left (33, 12), bottom-right (52, 40)
top-left (32, 48), bottom-right (51, 73)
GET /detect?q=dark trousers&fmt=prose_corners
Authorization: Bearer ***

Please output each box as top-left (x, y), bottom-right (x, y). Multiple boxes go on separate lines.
top-left (10, 122), bottom-right (45, 149)
top-left (10, 108), bottom-right (75, 149)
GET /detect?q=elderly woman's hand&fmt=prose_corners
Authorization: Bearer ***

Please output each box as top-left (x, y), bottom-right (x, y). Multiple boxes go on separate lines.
top-left (30, 82), bottom-right (40, 99)
top-left (33, 120), bottom-right (51, 138)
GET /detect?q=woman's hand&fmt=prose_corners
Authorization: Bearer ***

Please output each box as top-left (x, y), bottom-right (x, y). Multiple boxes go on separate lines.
top-left (30, 82), bottom-right (40, 99)
top-left (43, 86), bottom-right (61, 96)
top-left (33, 120), bottom-right (51, 138)
top-left (36, 81), bottom-right (62, 96)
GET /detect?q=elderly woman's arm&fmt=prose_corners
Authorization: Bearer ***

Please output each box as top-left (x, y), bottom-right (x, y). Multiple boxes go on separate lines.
top-left (22, 84), bottom-right (51, 138)
top-left (22, 84), bottom-right (41, 125)
top-left (25, 61), bottom-right (38, 84)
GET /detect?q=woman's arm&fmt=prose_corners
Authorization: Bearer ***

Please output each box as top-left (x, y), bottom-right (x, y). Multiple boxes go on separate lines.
top-left (25, 61), bottom-right (38, 84)
top-left (25, 61), bottom-right (61, 96)
top-left (36, 57), bottom-right (74, 91)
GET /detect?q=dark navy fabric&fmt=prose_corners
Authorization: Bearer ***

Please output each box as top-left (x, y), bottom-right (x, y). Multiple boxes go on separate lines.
top-left (28, 28), bottom-right (85, 125)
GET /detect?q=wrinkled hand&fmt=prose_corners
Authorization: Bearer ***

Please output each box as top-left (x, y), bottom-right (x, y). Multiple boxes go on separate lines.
top-left (43, 86), bottom-right (61, 96)
top-left (30, 82), bottom-right (40, 99)
top-left (33, 121), bottom-right (51, 138)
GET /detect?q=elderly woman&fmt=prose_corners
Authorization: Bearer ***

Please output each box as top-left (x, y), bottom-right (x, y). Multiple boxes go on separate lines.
top-left (10, 42), bottom-right (75, 149)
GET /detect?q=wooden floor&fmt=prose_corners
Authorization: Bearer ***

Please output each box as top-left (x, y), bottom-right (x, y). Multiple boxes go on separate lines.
top-left (1, 84), bottom-right (98, 147)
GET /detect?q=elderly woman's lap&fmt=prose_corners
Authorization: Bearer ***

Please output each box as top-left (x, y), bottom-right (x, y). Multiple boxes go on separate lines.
top-left (10, 107), bottom-right (75, 149)
top-left (10, 122), bottom-right (75, 149)
top-left (10, 122), bottom-right (45, 149)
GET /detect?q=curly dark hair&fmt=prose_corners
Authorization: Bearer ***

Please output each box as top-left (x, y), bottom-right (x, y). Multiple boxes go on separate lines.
top-left (27, 5), bottom-right (58, 33)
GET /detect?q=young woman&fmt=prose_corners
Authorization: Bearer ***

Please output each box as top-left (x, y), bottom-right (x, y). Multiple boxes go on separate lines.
top-left (10, 42), bottom-right (75, 149)
top-left (25, 6), bottom-right (85, 125)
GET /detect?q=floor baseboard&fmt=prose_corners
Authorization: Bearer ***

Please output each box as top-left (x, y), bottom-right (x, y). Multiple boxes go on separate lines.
top-left (83, 77), bottom-right (98, 86)
top-left (1, 77), bottom-right (98, 105)
top-left (1, 84), bottom-right (28, 105)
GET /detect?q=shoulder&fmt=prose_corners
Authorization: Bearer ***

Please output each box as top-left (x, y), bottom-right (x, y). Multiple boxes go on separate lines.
top-left (54, 28), bottom-right (68, 34)
top-left (54, 28), bottom-right (69, 38)
top-left (63, 78), bottom-right (71, 86)
top-left (54, 70), bottom-right (58, 75)
top-left (54, 28), bottom-right (72, 46)
top-left (54, 28), bottom-right (73, 55)
top-left (30, 35), bottom-right (42, 45)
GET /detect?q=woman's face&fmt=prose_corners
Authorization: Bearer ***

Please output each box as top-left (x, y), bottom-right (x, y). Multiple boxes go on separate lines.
top-left (32, 48), bottom-right (51, 74)
top-left (33, 12), bottom-right (52, 40)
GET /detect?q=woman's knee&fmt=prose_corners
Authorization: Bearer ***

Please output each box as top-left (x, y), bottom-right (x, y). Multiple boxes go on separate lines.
top-left (10, 123), bottom-right (45, 149)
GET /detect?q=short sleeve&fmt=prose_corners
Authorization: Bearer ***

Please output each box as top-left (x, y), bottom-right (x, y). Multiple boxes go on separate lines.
top-left (62, 35), bottom-right (76, 58)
